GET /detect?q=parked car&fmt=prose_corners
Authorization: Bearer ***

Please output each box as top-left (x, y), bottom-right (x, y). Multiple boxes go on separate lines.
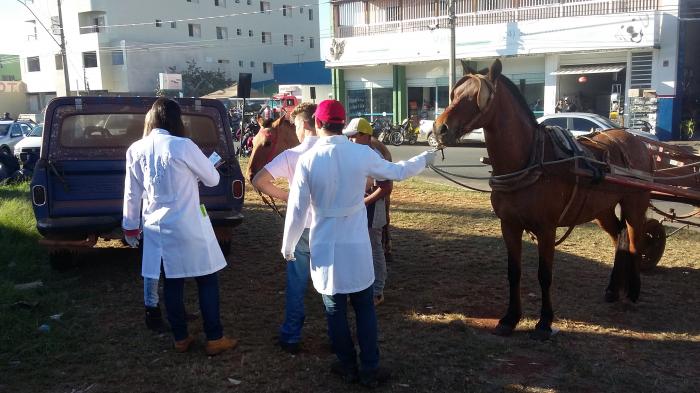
top-left (424, 119), bottom-right (486, 147)
top-left (14, 123), bottom-right (42, 170)
top-left (0, 120), bottom-right (34, 155)
top-left (31, 97), bottom-right (245, 269)
top-left (537, 112), bottom-right (659, 141)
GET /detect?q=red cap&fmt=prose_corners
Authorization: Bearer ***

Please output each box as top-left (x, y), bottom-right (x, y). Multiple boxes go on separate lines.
top-left (314, 100), bottom-right (346, 124)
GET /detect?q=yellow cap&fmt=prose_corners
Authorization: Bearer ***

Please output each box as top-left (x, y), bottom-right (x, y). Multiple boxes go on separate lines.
top-left (343, 118), bottom-right (373, 136)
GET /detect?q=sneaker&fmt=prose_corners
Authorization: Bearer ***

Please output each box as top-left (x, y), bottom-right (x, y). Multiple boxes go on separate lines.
top-left (373, 294), bottom-right (385, 307)
top-left (205, 336), bottom-right (238, 356)
top-left (359, 367), bottom-right (391, 388)
top-left (331, 360), bottom-right (359, 384)
top-left (145, 305), bottom-right (167, 333)
top-left (279, 341), bottom-right (301, 354)
top-left (174, 335), bottom-right (195, 353)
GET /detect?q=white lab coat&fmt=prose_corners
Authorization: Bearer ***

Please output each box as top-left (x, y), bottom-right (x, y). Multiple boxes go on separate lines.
top-left (122, 128), bottom-right (226, 279)
top-left (281, 135), bottom-right (430, 295)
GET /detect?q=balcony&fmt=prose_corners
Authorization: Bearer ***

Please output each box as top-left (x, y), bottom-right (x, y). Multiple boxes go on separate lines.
top-left (332, 0), bottom-right (659, 38)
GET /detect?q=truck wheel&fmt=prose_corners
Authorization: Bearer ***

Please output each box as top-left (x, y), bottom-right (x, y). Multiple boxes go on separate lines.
top-left (0, 146), bottom-right (11, 156)
top-left (49, 249), bottom-right (75, 271)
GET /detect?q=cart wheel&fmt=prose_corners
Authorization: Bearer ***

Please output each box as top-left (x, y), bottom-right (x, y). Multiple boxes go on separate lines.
top-left (640, 219), bottom-right (665, 272)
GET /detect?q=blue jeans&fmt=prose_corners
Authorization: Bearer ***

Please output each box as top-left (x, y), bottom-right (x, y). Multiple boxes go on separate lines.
top-left (144, 276), bottom-right (159, 307)
top-left (163, 272), bottom-right (223, 341)
top-left (279, 229), bottom-right (310, 344)
top-left (322, 286), bottom-right (380, 372)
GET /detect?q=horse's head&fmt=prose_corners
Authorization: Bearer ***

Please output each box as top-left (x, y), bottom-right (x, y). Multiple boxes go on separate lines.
top-left (246, 116), bottom-right (299, 182)
top-left (434, 59), bottom-right (502, 146)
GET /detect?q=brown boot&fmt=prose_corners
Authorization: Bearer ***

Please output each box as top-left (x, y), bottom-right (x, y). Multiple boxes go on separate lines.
top-left (205, 336), bottom-right (238, 356)
top-left (174, 335), bottom-right (195, 353)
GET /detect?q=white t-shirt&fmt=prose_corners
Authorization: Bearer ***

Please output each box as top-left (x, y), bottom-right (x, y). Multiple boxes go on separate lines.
top-left (263, 136), bottom-right (319, 229)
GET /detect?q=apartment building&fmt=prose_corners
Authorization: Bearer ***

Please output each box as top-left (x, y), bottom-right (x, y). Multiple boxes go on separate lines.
top-left (321, 0), bottom-right (691, 140)
top-left (20, 0), bottom-right (320, 112)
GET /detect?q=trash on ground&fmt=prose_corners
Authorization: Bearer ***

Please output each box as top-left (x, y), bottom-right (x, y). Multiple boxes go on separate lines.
top-left (14, 281), bottom-right (43, 290)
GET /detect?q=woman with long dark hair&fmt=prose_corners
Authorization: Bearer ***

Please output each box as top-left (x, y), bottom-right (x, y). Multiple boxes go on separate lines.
top-left (122, 98), bottom-right (237, 355)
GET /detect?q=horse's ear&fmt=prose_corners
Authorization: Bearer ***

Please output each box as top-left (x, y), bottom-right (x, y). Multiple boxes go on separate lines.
top-left (461, 60), bottom-right (476, 75)
top-left (488, 59), bottom-right (502, 82)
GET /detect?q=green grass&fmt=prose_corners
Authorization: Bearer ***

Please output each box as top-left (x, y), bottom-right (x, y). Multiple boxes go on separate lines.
top-left (0, 183), bottom-right (92, 381)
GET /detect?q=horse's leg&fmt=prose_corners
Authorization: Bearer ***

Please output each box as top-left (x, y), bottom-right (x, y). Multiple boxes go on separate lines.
top-left (595, 208), bottom-right (625, 303)
top-left (494, 221), bottom-right (524, 336)
top-left (620, 197), bottom-right (649, 302)
top-left (531, 227), bottom-right (556, 341)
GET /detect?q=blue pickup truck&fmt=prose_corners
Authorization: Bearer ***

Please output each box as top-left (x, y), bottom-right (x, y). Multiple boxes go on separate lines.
top-left (30, 97), bottom-right (245, 269)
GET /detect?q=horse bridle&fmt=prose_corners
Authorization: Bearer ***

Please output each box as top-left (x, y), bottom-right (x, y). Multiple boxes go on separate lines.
top-left (457, 74), bottom-right (497, 135)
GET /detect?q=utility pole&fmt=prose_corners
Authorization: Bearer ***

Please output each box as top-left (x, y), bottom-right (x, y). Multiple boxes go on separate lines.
top-left (57, 0), bottom-right (71, 96)
top-left (448, 0), bottom-right (456, 104)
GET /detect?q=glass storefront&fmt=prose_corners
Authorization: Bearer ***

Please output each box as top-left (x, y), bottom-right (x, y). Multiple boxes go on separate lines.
top-left (346, 87), bottom-right (393, 122)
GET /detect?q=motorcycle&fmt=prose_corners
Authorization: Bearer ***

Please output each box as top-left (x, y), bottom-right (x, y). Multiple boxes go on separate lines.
top-left (372, 119), bottom-right (395, 145)
top-left (393, 117), bottom-right (420, 146)
top-left (237, 117), bottom-right (260, 157)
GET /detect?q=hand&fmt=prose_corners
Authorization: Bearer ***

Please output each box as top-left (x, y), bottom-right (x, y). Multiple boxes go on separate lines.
top-left (123, 228), bottom-right (141, 248)
top-left (424, 150), bottom-right (437, 167)
top-left (283, 252), bottom-right (296, 262)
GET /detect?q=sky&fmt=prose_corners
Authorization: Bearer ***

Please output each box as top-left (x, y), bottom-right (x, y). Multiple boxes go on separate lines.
top-left (0, 1), bottom-right (32, 54)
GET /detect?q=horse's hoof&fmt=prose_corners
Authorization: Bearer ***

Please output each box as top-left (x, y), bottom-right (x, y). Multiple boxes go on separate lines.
top-left (493, 323), bottom-right (515, 337)
top-left (604, 289), bottom-right (619, 303)
top-left (530, 328), bottom-right (553, 341)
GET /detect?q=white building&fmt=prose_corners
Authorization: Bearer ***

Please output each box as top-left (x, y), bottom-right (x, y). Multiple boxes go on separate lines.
top-left (321, 0), bottom-right (688, 140)
top-left (20, 0), bottom-right (320, 112)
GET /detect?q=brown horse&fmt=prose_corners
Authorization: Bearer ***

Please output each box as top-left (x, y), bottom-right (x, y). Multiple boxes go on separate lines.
top-left (434, 59), bottom-right (653, 340)
top-left (246, 116), bottom-right (299, 182)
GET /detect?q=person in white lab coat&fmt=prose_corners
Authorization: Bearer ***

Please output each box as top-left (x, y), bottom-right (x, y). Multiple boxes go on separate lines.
top-left (281, 100), bottom-right (436, 387)
top-left (251, 102), bottom-right (318, 354)
top-left (122, 98), bottom-right (237, 355)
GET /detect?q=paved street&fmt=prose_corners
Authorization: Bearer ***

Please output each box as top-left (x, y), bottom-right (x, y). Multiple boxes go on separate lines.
top-left (387, 143), bottom-right (700, 230)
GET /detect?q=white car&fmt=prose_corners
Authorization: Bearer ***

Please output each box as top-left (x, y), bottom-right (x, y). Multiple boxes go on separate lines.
top-left (422, 119), bottom-right (485, 147)
top-left (0, 120), bottom-right (33, 155)
top-left (14, 123), bottom-right (43, 166)
top-left (537, 112), bottom-right (659, 141)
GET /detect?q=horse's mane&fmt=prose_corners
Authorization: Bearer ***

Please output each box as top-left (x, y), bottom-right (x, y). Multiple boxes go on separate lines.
top-left (495, 74), bottom-right (538, 128)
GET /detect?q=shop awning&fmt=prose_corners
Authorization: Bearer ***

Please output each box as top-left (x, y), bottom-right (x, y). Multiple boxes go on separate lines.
top-left (551, 64), bottom-right (626, 75)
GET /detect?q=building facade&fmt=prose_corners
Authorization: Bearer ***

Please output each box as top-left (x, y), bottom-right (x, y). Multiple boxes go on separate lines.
top-left (321, 0), bottom-right (684, 140)
top-left (20, 0), bottom-right (320, 112)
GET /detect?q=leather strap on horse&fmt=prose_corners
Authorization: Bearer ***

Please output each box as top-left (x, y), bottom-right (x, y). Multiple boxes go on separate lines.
top-left (257, 189), bottom-right (284, 219)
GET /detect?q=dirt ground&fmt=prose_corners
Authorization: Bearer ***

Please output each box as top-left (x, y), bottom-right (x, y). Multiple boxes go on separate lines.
top-left (3, 179), bottom-right (699, 392)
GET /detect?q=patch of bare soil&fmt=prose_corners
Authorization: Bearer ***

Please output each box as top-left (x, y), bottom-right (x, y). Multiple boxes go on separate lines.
top-left (4, 178), bottom-right (699, 393)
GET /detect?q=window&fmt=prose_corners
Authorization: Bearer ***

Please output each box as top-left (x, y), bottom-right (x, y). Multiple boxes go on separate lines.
top-left (250, 61), bottom-right (255, 67)
top-left (387, 6), bottom-right (400, 21)
top-left (541, 117), bottom-right (568, 129)
top-left (263, 62), bottom-right (273, 74)
top-left (299, 7), bottom-right (304, 14)
top-left (27, 20), bottom-right (37, 40)
top-left (112, 50), bottom-right (125, 65)
top-left (217, 59), bottom-right (230, 64)
top-left (214, 0), bottom-right (226, 6)
top-left (238, 60), bottom-right (243, 67)
top-left (171, 21), bottom-right (177, 28)
top-left (83, 51), bottom-right (98, 68)
top-left (27, 56), bottom-right (40, 72)
top-left (235, 0), bottom-right (240, 2)
top-left (92, 16), bottom-right (105, 33)
top-left (188, 23), bottom-right (201, 37)
top-left (216, 26), bottom-right (228, 39)
top-left (247, 0), bottom-right (251, 4)
top-left (186, 0), bottom-right (199, 3)
top-left (260, 1), bottom-right (270, 13)
top-left (284, 34), bottom-right (293, 46)
top-left (248, 30), bottom-right (253, 37)
top-left (155, 19), bottom-right (162, 27)
top-left (308, 9), bottom-right (313, 20)
top-left (236, 28), bottom-right (242, 35)
top-left (309, 37), bottom-right (314, 48)
top-left (261, 32), bottom-right (271, 44)
top-left (572, 118), bottom-right (600, 133)
top-left (282, 5), bottom-right (291, 17)
top-left (55, 54), bottom-right (63, 70)
top-left (300, 36), bottom-right (304, 42)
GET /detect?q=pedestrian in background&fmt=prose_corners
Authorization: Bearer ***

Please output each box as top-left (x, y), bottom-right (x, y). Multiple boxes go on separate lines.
top-left (122, 97), bottom-right (237, 355)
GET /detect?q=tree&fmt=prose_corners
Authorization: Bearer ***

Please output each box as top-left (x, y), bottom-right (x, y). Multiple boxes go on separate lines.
top-left (178, 59), bottom-right (233, 97)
